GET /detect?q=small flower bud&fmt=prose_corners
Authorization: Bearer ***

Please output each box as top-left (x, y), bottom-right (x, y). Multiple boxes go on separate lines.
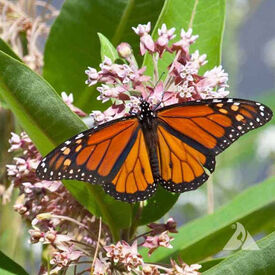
top-left (29, 229), bottom-right (44, 243)
top-left (36, 212), bottom-right (52, 220)
top-left (117, 42), bottom-right (132, 59)
top-left (45, 231), bottom-right (56, 243)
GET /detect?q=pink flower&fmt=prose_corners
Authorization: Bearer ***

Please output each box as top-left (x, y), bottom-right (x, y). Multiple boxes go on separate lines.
top-left (105, 240), bottom-right (143, 271)
top-left (148, 217), bottom-right (178, 236)
top-left (93, 257), bottom-right (111, 275)
top-left (61, 92), bottom-right (87, 117)
top-left (8, 132), bottom-right (22, 152)
top-left (90, 103), bottom-right (126, 125)
top-left (8, 132), bottom-right (33, 153)
top-left (201, 65), bottom-right (228, 88)
top-left (172, 28), bottom-right (198, 53)
top-left (142, 264), bottom-right (160, 275)
top-left (85, 67), bottom-right (99, 86)
top-left (169, 259), bottom-right (202, 275)
top-left (97, 84), bottom-right (129, 103)
top-left (133, 22), bottom-right (155, 55)
top-left (190, 50), bottom-right (207, 70)
top-left (90, 110), bottom-right (106, 125)
top-left (147, 81), bottom-right (164, 107)
top-left (142, 231), bottom-right (174, 256)
top-left (156, 24), bottom-right (176, 56)
top-left (50, 244), bottom-right (83, 268)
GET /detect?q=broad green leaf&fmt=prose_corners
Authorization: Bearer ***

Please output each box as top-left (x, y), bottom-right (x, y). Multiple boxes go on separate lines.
top-left (98, 33), bottom-right (119, 62)
top-left (0, 38), bottom-right (21, 106)
top-left (43, 0), bottom-right (165, 112)
top-left (141, 176), bottom-right (275, 263)
top-left (200, 258), bottom-right (225, 272)
top-left (0, 50), bottom-right (131, 239)
top-left (138, 0), bottom-right (226, 226)
top-left (203, 232), bottom-right (275, 275)
top-left (0, 39), bottom-right (21, 61)
top-left (137, 187), bottom-right (179, 225)
top-left (143, 0), bottom-right (226, 76)
top-left (0, 251), bottom-right (28, 275)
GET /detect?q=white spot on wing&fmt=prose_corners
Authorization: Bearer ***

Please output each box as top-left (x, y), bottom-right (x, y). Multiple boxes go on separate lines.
top-left (213, 99), bottom-right (222, 103)
top-left (75, 133), bottom-right (84, 139)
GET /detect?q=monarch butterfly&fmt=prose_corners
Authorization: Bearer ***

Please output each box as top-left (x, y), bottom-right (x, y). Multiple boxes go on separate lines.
top-left (36, 98), bottom-right (273, 203)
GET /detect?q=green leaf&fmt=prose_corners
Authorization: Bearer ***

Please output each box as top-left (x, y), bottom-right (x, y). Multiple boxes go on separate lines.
top-left (0, 50), bottom-right (131, 239)
top-left (143, 0), bottom-right (226, 76)
top-left (141, 176), bottom-right (275, 263)
top-left (98, 33), bottom-right (119, 62)
top-left (138, 187), bottom-right (179, 225)
top-left (43, 0), bottom-right (165, 112)
top-left (0, 38), bottom-right (21, 106)
top-left (200, 258), bottom-right (225, 272)
top-left (0, 39), bottom-right (21, 61)
top-left (202, 232), bottom-right (275, 275)
top-left (0, 251), bottom-right (28, 275)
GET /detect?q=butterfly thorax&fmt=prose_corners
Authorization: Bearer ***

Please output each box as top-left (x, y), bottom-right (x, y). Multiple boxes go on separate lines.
top-left (138, 100), bottom-right (160, 177)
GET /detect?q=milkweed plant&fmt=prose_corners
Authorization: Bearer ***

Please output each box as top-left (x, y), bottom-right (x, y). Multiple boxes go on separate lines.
top-left (0, 1), bottom-right (274, 275)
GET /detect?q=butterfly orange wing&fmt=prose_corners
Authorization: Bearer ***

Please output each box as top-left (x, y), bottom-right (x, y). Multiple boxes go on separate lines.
top-left (156, 98), bottom-right (273, 192)
top-left (36, 117), bottom-right (156, 202)
top-left (103, 129), bottom-right (156, 202)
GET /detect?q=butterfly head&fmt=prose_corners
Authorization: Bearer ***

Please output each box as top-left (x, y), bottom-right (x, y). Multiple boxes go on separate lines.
top-left (138, 99), bottom-right (155, 121)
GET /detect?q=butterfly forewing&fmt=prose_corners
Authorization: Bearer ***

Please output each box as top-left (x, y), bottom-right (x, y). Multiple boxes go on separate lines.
top-left (156, 98), bottom-right (273, 191)
top-left (157, 98), bottom-right (273, 155)
top-left (36, 117), bottom-right (140, 184)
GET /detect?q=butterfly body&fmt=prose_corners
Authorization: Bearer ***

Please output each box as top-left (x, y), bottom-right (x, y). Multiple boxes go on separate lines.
top-left (36, 98), bottom-right (273, 203)
top-left (139, 100), bottom-right (160, 177)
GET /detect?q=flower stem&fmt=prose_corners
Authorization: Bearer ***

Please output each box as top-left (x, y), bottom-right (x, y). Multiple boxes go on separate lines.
top-left (153, 53), bottom-right (159, 85)
top-left (91, 217), bottom-right (102, 274)
top-left (129, 201), bottom-right (144, 239)
top-left (112, 0), bottom-right (135, 45)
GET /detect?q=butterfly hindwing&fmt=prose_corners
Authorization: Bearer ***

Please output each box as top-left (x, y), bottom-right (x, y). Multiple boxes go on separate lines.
top-left (103, 129), bottom-right (157, 202)
top-left (156, 123), bottom-right (212, 192)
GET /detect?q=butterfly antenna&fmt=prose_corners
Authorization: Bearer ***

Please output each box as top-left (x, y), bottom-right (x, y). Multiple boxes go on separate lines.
top-left (154, 72), bottom-right (165, 89)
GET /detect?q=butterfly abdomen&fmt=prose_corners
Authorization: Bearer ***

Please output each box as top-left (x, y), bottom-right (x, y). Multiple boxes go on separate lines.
top-left (140, 116), bottom-right (160, 177)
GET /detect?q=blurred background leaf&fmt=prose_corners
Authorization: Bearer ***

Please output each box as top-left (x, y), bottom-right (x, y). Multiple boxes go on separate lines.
top-left (0, 251), bottom-right (28, 275)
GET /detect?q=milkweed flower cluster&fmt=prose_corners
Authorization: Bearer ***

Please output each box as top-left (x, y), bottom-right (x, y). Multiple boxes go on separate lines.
top-left (0, 0), bottom-right (58, 72)
top-left (85, 22), bottom-right (229, 125)
top-left (92, 217), bottom-right (201, 275)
